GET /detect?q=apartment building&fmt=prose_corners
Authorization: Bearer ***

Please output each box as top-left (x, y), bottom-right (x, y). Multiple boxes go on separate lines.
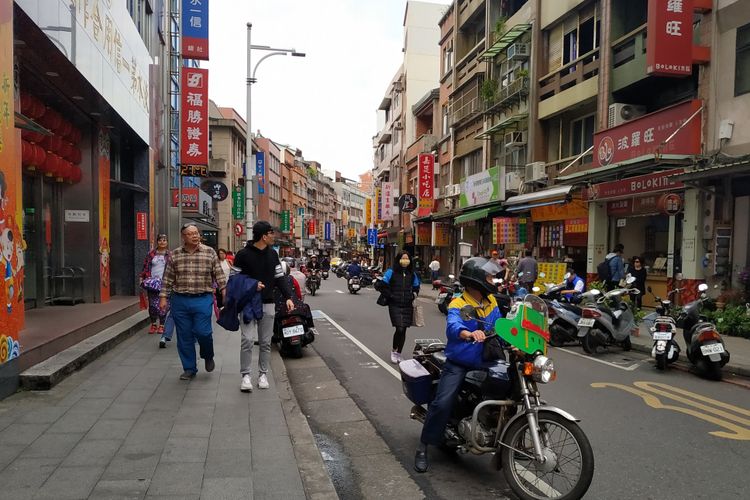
top-left (254, 136), bottom-right (283, 230)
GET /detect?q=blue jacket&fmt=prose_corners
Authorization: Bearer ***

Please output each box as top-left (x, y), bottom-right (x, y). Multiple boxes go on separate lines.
top-left (217, 274), bottom-right (263, 331)
top-left (608, 254), bottom-right (625, 281)
top-left (347, 263), bottom-right (362, 277)
top-left (445, 293), bottom-right (503, 369)
top-left (565, 275), bottom-right (585, 293)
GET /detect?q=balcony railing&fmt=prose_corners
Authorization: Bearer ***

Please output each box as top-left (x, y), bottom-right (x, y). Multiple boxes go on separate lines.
top-left (484, 76), bottom-right (529, 114)
top-left (538, 48), bottom-right (600, 102)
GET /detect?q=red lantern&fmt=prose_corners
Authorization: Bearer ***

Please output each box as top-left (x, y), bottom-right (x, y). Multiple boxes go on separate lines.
top-left (70, 165), bottom-right (83, 184)
top-left (59, 141), bottom-right (74, 160)
top-left (41, 153), bottom-right (61, 177)
top-left (69, 128), bottom-right (82, 144)
top-left (40, 108), bottom-right (62, 131)
top-left (21, 130), bottom-right (45, 143)
top-left (20, 93), bottom-right (34, 115)
top-left (55, 160), bottom-right (73, 182)
top-left (21, 140), bottom-right (33, 166)
top-left (34, 144), bottom-right (47, 168)
top-left (69, 147), bottom-right (82, 164)
top-left (30, 97), bottom-right (45, 119)
top-left (42, 134), bottom-right (64, 153)
top-left (57, 120), bottom-right (72, 138)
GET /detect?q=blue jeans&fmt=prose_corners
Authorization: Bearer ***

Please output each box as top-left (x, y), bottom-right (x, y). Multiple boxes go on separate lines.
top-left (162, 311), bottom-right (175, 340)
top-left (420, 359), bottom-right (468, 446)
top-left (170, 293), bottom-right (214, 374)
top-left (431, 270), bottom-right (439, 281)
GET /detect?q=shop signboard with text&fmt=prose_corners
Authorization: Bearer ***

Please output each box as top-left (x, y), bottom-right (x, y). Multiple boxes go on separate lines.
top-left (459, 166), bottom-right (501, 209)
top-left (417, 154), bottom-right (434, 216)
top-left (256, 152), bottom-right (266, 194)
top-left (232, 185), bottom-right (245, 219)
top-left (593, 100), bottom-right (702, 168)
top-left (381, 182), bottom-right (393, 219)
top-left (182, 0), bottom-right (209, 60)
top-left (415, 223), bottom-right (431, 246)
top-left (180, 68), bottom-right (209, 168)
top-left (171, 188), bottom-right (200, 210)
top-left (432, 222), bottom-right (451, 247)
top-left (586, 169), bottom-right (684, 201)
top-left (646, 0), bottom-right (693, 77)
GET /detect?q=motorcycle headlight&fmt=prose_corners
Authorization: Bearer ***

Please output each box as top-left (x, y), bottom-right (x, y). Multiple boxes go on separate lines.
top-left (532, 356), bottom-right (556, 384)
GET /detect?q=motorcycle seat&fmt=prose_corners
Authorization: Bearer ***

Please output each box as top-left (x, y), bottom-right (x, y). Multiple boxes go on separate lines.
top-left (560, 303), bottom-right (582, 315)
top-left (431, 351), bottom-right (447, 366)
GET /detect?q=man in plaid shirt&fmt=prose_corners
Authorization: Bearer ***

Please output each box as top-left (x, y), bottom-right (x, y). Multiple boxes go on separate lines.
top-left (160, 224), bottom-right (227, 380)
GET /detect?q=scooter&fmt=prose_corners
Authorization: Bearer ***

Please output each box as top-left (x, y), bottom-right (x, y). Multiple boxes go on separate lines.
top-left (322, 270), bottom-right (329, 280)
top-left (435, 274), bottom-right (462, 315)
top-left (644, 287), bottom-right (681, 370)
top-left (306, 271), bottom-right (321, 296)
top-left (542, 282), bottom-right (602, 348)
top-left (273, 305), bottom-right (316, 358)
top-left (348, 275), bottom-right (361, 294)
top-left (336, 263), bottom-right (349, 279)
top-left (578, 275), bottom-right (639, 354)
top-left (676, 283), bottom-right (730, 380)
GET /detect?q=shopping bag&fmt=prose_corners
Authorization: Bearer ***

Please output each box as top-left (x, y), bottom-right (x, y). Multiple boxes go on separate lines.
top-left (139, 292), bottom-right (148, 310)
top-left (412, 304), bottom-right (425, 327)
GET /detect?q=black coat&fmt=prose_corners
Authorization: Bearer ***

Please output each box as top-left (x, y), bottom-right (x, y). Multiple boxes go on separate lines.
top-left (376, 268), bottom-right (419, 328)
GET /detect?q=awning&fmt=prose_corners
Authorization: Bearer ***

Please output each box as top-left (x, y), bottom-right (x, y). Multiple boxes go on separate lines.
top-left (557, 154), bottom-right (693, 183)
top-left (454, 208), bottom-right (490, 225)
top-left (474, 113), bottom-right (528, 140)
top-left (480, 24), bottom-right (532, 60)
top-left (505, 199), bottom-right (568, 212)
top-left (672, 161), bottom-right (750, 182)
top-left (504, 185), bottom-right (573, 206)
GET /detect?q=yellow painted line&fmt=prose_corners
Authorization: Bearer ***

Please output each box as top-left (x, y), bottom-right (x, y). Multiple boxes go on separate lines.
top-left (633, 382), bottom-right (750, 422)
top-left (591, 382), bottom-right (750, 441)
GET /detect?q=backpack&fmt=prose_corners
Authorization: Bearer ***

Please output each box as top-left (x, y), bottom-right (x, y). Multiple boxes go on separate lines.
top-left (597, 257), bottom-right (613, 282)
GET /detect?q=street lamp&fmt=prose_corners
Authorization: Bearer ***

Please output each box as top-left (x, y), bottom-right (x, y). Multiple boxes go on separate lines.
top-left (245, 22), bottom-right (306, 241)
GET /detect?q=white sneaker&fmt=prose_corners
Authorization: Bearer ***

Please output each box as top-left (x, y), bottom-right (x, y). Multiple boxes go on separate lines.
top-left (257, 374), bottom-right (269, 389)
top-left (390, 351), bottom-right (400, 364)
top-left (240, 375), bottom-right (253, 392)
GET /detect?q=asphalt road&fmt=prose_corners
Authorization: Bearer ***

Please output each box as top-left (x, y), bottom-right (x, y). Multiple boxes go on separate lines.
top-left (304, 277), bottom-right (750, 499)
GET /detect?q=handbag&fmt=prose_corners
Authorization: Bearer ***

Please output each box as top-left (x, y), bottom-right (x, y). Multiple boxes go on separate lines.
top-left (141, 277), bottom-right (162, 292)
top-left (482, 334), bottom-right (506, 362)
top-left (412, 304), bottom-right (425, 327)
top-left (376, 293), bottom-right (389, 307)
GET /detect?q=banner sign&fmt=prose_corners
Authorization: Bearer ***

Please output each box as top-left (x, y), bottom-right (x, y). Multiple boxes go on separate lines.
top-left (375, 187), bottom-right (383, 223)
top-left (136, 212), bottom-right (148, 240)
top-left (585, 168), bottom-right (684, 201)
top-left (432, 222), bottom-right (451, 247)
top-left (308, 219), bottom-right (316, 237)
top-left (564, 218), bottom-right (588, 234)
top-left (646, 0), bottom-right (693, 77)
top-left (348, 228), bottom-right (356, 239)
top-left (365, 197), bottom-right (372, 225)
top-left (232, 185), bottom-right (245, 219)
top-left (98, 129), bottom-right (111, 302)
top-left (530, 199), bottom-right (588, 222)
top-left (594, 100), bottom-right (701, 168)
top-left (459, 166), bottom-right (501, 208)
top-left (382, 182), bottom-right (393, 219)
top-left (256, 152), bottom-right (265, 194)
top-left (281, 210), bottom-right (291, 232)
top-left (325, 221), bottom-right (331, 240)
top-left (182, 0), bottom-right (209, 60)
top-left (180, 68), bottom-right (209, 167)
top-left (398, 194), bottom-right (417, 213)
top-left (367, 228), bottom-right (378, 246)
top-left (415, 223), bottom-right (431, 246)
top-left (417, 154), bottom-right (434, 215)
top-left (201, 180), bottom-right (228, 201)
top-left (171, 188), bottom-right (200, 209)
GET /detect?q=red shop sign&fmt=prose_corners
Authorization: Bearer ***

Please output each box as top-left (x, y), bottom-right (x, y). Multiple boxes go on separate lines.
top-left (607, 199), bottom-right (632, 216)
top-left (171, 188), bottom-right (200, 209)
top-left (180, 68), bottom-right (209, 168)
top-left (417, 153), bottom-right (434, 216)
top-left (594, 100), bottom-right (702, 168)
top-left (646, 0), bottom-right (694, 77)
top-left (586, 169), bottom-right (684, 201)
top-left (136, 212), bottom-right (148, 240)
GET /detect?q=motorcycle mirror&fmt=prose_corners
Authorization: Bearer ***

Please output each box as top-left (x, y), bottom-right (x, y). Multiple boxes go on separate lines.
top-left (539, 272), bottom-right (546, 278)
top-left (532, 286), bottom-right (541, 293)
top-left (626, 276), bottom-right (637, 285)
top-left (563, 272), bottom-right (571, 280)
top-left (459, 305), bottom-right (477, 321)
top-left (448, 274), bottom-right (455, 280)
top-left (698, 283), bottom-right (709, 292)
top-left (590, 289), bottom-right (602, 296)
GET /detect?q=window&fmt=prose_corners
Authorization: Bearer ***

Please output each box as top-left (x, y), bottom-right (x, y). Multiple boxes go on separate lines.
top-left (442, 105), bottom-right (449, 136)
top-left (442, 44), bottom-right (453, 75)
top-left (736, 23), bottom-right (750, 96)
top-left (546, 4), bottom-right (599, 73)
top-left (571, 114), bottom-right (596, 157)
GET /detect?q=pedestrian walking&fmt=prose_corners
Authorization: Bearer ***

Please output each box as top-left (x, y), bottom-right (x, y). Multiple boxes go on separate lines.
top-left (159, 224), bottom-right (227, 380)
top-left (429, 256), bottom-right (440, 282)
top-left (233, 221), bottom-right (295, 392)
top-left (604, 244), bottom-right (625, 291)
top-left (630, 256), bottom-right (647, 308)
top-left (139, 234), bottom-right (171, 339)
top-left (216, 248), bottom-right (232, 308)
top-left (517, 249), bottom-right (538, 290)
top-left (375, 250), bottom-right (421, 364)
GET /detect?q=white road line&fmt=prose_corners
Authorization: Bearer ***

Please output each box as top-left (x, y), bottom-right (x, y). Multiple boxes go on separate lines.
top-left (335, 290), bottom-right (344, 294)
top-left (556, 347), bottom-right (643, 371)
top-left (315, 310), bottom-right (401, 379)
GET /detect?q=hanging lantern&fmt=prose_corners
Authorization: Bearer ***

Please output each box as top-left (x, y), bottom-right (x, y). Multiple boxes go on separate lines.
top-left (21, 140), bottom-right (33, 166)
top-left (66, 127), bottom-right (82, 144)
top-left (57, 120), bottom-right (72, 138)
top-left (69, 147), bottom-right (82, 164)
top-left (20, 93), bottom-right (34, 115)
top-left (58, 141), bottom-right (74, 160)
top-left (41, 153), bottom-right (61, 177)
top-left (32, 144), bottom-right (47, 170)
top-left (21, 130), bottom-right (45, 143)
top-left (41, 134), bottom-right (64, 153)
top-left (69, 165), bottom-right (83, 184)
top-left (40, 108), bottom-right (62, 131)
top-left (55, 160), bottom-right (73, 182)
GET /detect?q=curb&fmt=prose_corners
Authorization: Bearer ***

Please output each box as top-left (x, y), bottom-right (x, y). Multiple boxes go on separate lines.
top-left (270, 349), bottom-right (340, 500)
top-left (19, 311), bottom-right (150, 390)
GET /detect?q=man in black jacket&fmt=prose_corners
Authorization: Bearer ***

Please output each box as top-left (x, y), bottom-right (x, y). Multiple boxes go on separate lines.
top-left (233, 221), bottom-right (294, 392)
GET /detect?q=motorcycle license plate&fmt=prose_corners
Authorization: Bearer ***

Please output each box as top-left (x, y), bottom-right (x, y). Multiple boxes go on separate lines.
top-left (436, 293), bottom-right (448, 304)
top-left (282, 325), bottom-right (305, 338)
top-left (700, 343), bottom-right (725, 356)
top-left (352, 285), bottom-right (360, 290)
top-left (652, 332), bottom-right (672, 341)
top-left (578, 318), bottom-right (595, 327)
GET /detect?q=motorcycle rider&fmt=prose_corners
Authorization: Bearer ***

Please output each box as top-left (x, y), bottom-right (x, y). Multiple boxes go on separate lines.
top-left (414, 257), bottom-right (503, 473)
top-left (561, 267), bottom-right (585, 297)
top-left (308, 255), bottom-right (321, 272)
top-left (347, 258), bottom-right (362, 279)
top-left (283, 257), bottom-right (307, 298)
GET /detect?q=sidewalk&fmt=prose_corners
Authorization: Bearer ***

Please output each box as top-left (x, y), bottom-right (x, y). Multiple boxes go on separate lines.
top-left (418, 286), bottom-right (750, 378)
top-left (0, 320), bottom-right (335, 499)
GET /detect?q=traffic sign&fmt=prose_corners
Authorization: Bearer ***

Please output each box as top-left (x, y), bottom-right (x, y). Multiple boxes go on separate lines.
top-left (234, 223), bottom-right (244, 237)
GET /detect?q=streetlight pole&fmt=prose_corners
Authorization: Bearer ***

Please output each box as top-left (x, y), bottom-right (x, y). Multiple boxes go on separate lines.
top-left (245, 23), bottom-right (305, 242)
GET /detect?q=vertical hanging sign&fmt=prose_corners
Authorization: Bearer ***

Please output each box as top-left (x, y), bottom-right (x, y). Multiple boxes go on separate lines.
top-left (365, 197), bottom-right (372, 226)
top-left (381, 182), bottom-right (393, 219)
top-left (281, 210), bottom-right (290, 232)
top-left (418, 154), bottom-right (434, 216)
top-left (646, 0), bottom-right (694, 77)
top-left (180, 68), bottom-right (209, 168)
top-left (0, 0), bottom-right (23, 363)
top-left (375, 187), bottom-right (383, 223)
top-left (182, 0), bottom-right (209, 60)
top-left (98, 129), bottom-right (111, 303)
top-left (324, 221), bottom-right (331, 241)
top-left (256, 152), bottom-right (266, 194)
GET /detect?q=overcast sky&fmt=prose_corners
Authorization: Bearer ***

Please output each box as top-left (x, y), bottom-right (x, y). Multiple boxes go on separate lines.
top-left (206, 0), bottom-right (449, 180)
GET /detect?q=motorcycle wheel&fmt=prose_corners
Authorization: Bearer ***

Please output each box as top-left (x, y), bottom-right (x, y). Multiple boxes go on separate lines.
top-left (549, 325), bottom-right (567, 347)
top-left (582, 332), bottom-right (602, 355)
top-left (655, 353), bottom-right (667, 371)
top-left (290, 344), bottom-right (303, 359)
top-left (621, 336), bottom-right (632, 351)
top-left (310, 287), bottom-right (316, 296)
top-left (500, 411), bottom-right (594, 500)
top-left (703, 360), bottom-right (723, 381)
top-left (438, 301), bottom-right (448, 315)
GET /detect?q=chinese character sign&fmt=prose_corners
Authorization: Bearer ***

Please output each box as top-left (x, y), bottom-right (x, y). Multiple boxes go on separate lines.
top-left (325, 221), bottom-right (331, 241)
top-left (256, 152), bottom-right (265, 195)
top-left (367, 228), bottom-right (378, 246)
top-left (646, 0), bottom-right (693, 77)
top-left (381, 182), bottom-right (393, 219)
top-left (281, 210), bottom-right (291, 232)
top-left (232, 185), bottom-right (245, 220)
top-left (182, 0), bottom-right (209, 60)
top-left (180, 68), bottom-right (208, 166)
top-left (417, 154), bottom-right (434, 216)
top-left (375, 187), bottom-right (383, 223)
top-left (365, 197), bottom-right (372, 226)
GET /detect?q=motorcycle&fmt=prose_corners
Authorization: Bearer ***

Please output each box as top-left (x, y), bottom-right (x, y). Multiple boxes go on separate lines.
top-left (578, 275), bottom-right (638, 354)
top-left (273, 305), bottom-right (316, 358)
top-left (336, 263), bottom-right (349, 279)
top-left (306, 271), bottom-right (321, 296)
top-left (322, 270), bottom-right (329, 280)
top-left (435, 274), bottom-right (462, 315)
top-left (401, 295), bottom-right (594, 500)
top-left (643, 287), bottom-right (681, 370)
top-left (540, 281), bottom-right (602, 348)
top-left (676, 283), bottom-right (730, 380)
top-left (348, 275), bottom-right (361, 294)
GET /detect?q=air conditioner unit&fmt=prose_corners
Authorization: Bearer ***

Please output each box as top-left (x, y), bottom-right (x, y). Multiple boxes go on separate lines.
top-left (608, 103), bottom-right (647, 128)
top-left (443, 198), bottom-right (453, 210)
top-left (434, 186), bottom-right (441, 198)
top-left (525, 162), bottom-right (547, 182)
top-left (504, 131), bottom-right (527, 148)
top-left (445, 184), bottom-right (460, 196)
top-left (507, 43), bottom-right (529, 61)
top-left (505, 171), bottom-right (522, 192)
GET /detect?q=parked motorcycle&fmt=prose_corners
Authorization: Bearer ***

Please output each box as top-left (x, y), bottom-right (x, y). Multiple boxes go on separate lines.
top-left (578, 275), bottom-right (638, 354)
top-left (677, 283), bottom-right (730, 380)
top-left (348, 275), bottom-right (361, 294)
top-left (273, 305), bottom-right (316, 358)
top-left (541, 281), bottom-right (602, 348)
top-left (306, 271), bottom-right (321, 296)
top-left (401, 295), bottom-right (594, 500)
top-left (644, 287), bottom-right (681, 370)
top-left (434, 274), bottom-right (462, 315)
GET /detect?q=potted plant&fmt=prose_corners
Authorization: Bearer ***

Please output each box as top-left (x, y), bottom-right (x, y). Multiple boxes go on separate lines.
top-left (494, 17), bottom-right (507, 42)
top-left (481, 79), bottom-right (498, 103)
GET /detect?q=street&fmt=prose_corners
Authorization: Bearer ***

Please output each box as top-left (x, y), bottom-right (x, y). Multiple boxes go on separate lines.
top-left (300, 278), bottom-right (750, 500)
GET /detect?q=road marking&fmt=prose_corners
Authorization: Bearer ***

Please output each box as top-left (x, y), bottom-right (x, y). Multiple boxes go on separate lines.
top-left (314, 310), bottom-right (401, 380)
top-left (592, 381), bottom-right (750, 440)
top-left (556, 347), bottom-right (643, 371)
top-left (336, 290), bottom-right (344, 294)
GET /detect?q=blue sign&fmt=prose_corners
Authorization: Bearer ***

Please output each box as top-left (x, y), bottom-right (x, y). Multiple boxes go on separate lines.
top-left (324, 222), bottom-right (331, 241)
top-left (182, 0), bottom-right (209, 60)
top-left (367, 228), bottom-right (378, 246)
top-left (256, 152), bottom-right (265, 194)
top-left (298, 207), bottom-right (305, 217)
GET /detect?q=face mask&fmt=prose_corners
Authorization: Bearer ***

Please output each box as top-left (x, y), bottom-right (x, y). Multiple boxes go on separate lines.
top-left (399, 259), bottom-right (410, 268)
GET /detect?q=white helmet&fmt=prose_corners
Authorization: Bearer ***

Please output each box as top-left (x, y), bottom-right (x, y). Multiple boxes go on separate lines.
top-left (280, 261), bottom-right (290, 276)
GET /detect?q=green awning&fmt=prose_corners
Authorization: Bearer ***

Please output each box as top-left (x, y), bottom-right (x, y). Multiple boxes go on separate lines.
top-left (454, 208), bottom-right (490, 225)
top-left (474, 113), bottom-right (528, 140)
top-left (480, 24), bottom-right (532, 60)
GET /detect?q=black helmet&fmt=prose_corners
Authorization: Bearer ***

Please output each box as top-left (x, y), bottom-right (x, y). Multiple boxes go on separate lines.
top-left (459, 257), bottom-right (500, 296)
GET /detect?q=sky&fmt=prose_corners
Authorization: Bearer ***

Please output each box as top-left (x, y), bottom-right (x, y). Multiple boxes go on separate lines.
top-left (206, 0), bottom-right (449, 180)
